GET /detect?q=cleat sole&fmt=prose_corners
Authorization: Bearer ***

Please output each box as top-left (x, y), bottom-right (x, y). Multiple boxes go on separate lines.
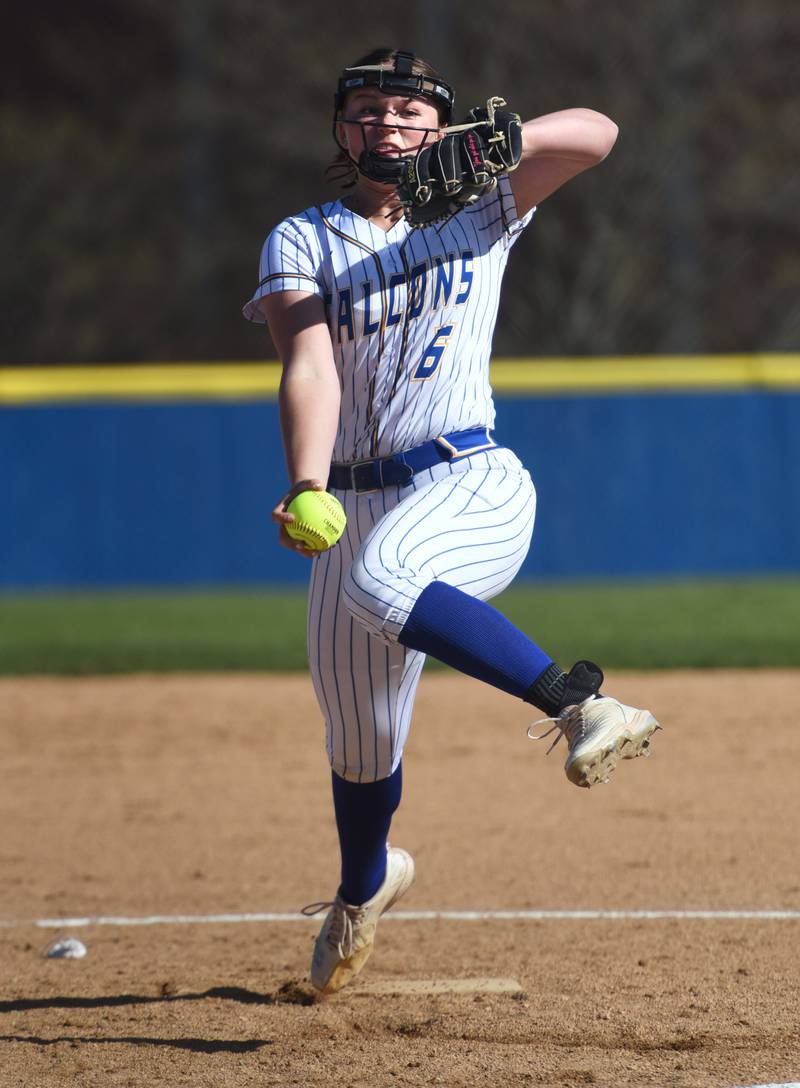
top-left (566, 716), bottom-right (660, 789)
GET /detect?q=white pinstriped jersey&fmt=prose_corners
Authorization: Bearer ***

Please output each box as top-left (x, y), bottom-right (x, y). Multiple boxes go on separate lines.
top-left (244, 176), bottom-right (534, 462)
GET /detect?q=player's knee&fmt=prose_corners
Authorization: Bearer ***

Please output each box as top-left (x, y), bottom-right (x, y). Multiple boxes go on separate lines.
top-left (341, 561), bottom-right (394, 641)
top-left (328, 754), bottom-right (397, 783)
top-left (342, 552), bottom-right (425, 644)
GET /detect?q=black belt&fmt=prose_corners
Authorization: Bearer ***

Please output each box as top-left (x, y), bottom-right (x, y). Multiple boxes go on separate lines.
top-left (328, 428), bottom-right (499, 493)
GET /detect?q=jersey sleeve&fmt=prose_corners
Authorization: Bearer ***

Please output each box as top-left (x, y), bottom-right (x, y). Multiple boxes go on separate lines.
top-left (462, 174), bottom-right (535, 251)
top-left (497, 174), bottom-right (535, 246)
top-left (242, 217), bottom-right (325, 324)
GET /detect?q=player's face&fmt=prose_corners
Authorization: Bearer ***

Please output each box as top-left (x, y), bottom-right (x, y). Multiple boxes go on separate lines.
top-left (338, 88), bottom-right (442, 164)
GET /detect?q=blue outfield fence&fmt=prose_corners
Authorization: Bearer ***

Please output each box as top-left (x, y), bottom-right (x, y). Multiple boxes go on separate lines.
top-left (2, 363), bottom-right (799, 589)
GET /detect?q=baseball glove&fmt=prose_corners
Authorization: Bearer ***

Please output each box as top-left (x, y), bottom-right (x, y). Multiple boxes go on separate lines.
top-left (397, 97), bottom-right (523, 228)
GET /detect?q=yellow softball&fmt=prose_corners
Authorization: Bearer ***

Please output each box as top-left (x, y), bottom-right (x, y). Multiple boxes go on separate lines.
top-left (285, 490), bottom-right (347, 551)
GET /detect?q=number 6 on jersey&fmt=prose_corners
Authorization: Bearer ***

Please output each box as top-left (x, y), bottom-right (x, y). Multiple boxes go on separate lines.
top-left (412, 324), bottom-right (455, 381)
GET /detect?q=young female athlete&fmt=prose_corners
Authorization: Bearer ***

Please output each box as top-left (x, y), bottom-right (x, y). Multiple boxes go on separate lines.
top-left (243, 48), bottom-right (661, 995)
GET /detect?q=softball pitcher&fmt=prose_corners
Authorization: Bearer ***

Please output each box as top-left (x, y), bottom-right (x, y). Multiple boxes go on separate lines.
top-left (243, 47), bottom-right (662, 995)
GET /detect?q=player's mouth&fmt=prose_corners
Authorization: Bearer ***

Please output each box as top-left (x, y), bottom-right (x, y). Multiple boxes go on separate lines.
top-left (371, 143), bottom-right (403, 157)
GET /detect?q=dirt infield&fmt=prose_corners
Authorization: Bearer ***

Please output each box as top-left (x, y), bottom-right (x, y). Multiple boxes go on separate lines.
top-left (1, 670), bottom-right (799, 1087)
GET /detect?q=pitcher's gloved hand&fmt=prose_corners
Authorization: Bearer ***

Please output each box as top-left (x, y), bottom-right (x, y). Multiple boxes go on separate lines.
top-left (397, 97), bottom-right (523, 228)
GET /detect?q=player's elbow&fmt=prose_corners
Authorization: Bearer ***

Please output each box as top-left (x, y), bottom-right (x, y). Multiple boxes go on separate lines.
top-left (563, 109), bottom-right (619, 163)
top-left (590, 113), bottom-right (619, 162)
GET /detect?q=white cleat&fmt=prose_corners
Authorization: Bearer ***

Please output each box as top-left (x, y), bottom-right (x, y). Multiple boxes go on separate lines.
top-left (303, 846), bottom-right (415, 995)
top-left (529, 695), bottom-right (661, 788)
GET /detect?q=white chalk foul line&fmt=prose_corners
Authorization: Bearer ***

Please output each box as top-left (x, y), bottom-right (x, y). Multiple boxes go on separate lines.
top-left (2, 909), bottom-right (800, 929)
top-left (734, 1083), bottom-right (800, 1088)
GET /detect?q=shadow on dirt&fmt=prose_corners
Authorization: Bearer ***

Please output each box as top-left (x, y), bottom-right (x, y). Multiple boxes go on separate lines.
top-left (0, 982), bottom-right (317, 1053)
top-left (0, 981), bottom-right (316, 1015)
top-left (0, 1034), bottom-right (269, 1054)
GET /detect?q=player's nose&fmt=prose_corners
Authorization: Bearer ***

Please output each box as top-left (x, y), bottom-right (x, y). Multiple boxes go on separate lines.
top-left (375, 110), bottom-right (399, 130)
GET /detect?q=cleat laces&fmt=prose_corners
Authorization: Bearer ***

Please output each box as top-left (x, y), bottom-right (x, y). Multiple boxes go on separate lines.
top-left (527, 696), bottom-right (596, 754)
top-left (301, 897), bottom-right (369, 958)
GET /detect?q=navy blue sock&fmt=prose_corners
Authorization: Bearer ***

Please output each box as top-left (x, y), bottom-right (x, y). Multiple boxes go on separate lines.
top-left (332, 763), bottom-right (403, 906)
top-left (398, 581), bottom-right (553, 699)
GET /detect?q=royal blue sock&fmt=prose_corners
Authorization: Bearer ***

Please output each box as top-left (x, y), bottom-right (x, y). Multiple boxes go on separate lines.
top-left (332, 763), bottom-right (403, 906)
top-left (398, 580), bottom-right (554, 700)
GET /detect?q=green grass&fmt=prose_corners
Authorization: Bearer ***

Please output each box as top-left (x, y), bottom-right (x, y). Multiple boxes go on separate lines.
top-left (0, 578), bottom-right (798, 675)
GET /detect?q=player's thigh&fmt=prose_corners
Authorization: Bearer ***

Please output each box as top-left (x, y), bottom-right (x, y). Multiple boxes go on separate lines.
top-left (306, 491), bottom-right (426, 783)
top-left (354, 447), bottom-right (536, 605)
top-left (413, 448), bottom-right (537, 600)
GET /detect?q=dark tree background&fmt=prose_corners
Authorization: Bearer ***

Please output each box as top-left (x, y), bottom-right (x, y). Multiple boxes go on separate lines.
top-left (2, 0), bottom-right (798, 365)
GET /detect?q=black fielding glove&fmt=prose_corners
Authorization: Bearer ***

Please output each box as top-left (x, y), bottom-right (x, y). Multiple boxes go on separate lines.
top-left (397, 97), bottom-right (524, 228)
top-left (397, 129), bottom-right (494, 226)
top-left (464, 100), bottom-right (523, 173)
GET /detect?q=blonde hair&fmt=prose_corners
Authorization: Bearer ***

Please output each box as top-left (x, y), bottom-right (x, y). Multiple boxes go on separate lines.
top-left (326, 47), bottom-right (448, 189)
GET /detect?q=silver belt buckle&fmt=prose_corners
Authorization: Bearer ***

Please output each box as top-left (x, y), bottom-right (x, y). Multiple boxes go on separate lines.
top-left (349, 458), bottom-right (380, 495)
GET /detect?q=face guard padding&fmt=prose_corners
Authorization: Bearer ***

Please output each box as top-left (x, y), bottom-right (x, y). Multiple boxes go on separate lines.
top-left (333, 50), bottom-right (455, 184)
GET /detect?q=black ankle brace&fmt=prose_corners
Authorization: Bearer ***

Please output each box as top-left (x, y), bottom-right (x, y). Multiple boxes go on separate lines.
top-left (522, 659), bottom-right (605, 717)
top-left (558, 660), bottom-right (604, 711)
top-left (522, 663), bottom-right (567, 717)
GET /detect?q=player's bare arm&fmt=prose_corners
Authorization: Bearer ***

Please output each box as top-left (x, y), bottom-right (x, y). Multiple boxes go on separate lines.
top-left (510, 108), bottom-right (619, 215)
top-left (259, 290), bottom-right (341, 556)
top-left (393, 101), bottom-right (615, 227)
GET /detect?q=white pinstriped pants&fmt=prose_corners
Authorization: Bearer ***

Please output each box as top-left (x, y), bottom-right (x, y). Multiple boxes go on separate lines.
top-left (307, 446), bottom-right (537, 783)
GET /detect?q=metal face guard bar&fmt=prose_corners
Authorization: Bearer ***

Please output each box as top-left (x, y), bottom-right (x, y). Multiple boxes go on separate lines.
top-left (332, 118), bottom-right (440, 185)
